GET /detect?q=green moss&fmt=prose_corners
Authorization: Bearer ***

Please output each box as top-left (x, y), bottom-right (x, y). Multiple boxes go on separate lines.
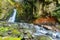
top-left (0, 36), bottom-right (22, 40)
top-left (37, 35), bottom-right (52, 40)
top-left (11, 29), bottom-right (20, 35)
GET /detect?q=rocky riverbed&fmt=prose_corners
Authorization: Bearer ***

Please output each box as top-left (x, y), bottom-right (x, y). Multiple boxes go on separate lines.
top-left (0, 21), bottom-right (60, 40)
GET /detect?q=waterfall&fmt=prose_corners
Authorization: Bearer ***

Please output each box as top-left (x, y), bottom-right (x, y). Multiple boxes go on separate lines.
top-left (8, 9), bottom-right (17, 22)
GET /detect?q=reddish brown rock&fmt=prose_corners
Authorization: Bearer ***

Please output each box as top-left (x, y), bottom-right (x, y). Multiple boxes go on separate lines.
top-left (33, 17), bottom-right (56, 25)
top-left (33, 17), bottom-right (60, 31)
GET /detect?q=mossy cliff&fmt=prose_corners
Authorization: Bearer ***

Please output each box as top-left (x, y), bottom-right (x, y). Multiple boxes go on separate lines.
top-left (0, 0), bottom-right (60, 23)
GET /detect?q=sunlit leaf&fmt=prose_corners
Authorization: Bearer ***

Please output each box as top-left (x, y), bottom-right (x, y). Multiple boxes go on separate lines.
top-left (8, 0), bottom-right (15, 6)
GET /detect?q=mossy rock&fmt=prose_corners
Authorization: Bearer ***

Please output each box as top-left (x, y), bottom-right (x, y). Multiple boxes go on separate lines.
top-left (57, 18), bottom-right (60, 23)
top-left (2, 36), bottom-right (22, 40)
top-left (0, 36), bottom-right (22, 40)
top-left (45, 0), bottom-right (52, 2)
top-left (0, 37), bottom-right (2, 40)
top-left (36, 35), bottom-right (52, 40)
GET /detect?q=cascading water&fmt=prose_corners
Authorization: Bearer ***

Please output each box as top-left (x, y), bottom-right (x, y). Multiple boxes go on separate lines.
top-left (19, 23), bottom-right (60, 40)
top-left (8, 9), bottom-right (17, 22)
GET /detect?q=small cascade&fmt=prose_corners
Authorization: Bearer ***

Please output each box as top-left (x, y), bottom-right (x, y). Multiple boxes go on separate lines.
top-left (8, 9), bottom-right (17, 22)
top-left (33, 25), bottom-right (60, 40)
top-left (19, 23), bottom-right (60, 40)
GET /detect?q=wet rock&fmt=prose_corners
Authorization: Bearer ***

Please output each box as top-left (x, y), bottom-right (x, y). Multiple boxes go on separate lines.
top-left (33, 17), bottom-right (56, 25)
top-left (55, 32), bottom-right (60, 38)
top-left (33, 16), bottom-right (60, 31)
top-left (36, 35), bottom-right (52, 40)
top-left (0, 21), bottom-right (60, 40)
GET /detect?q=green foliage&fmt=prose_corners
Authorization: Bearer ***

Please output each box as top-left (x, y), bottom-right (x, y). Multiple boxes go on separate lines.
top-left (52, 5), bottom-right (60, 17)
top-left (0, 36), bottom-right (22, 40)
top-left (0, 37), bottom-right (2, 40)
top-left (15, 0), bottom-right (34, 22)
top-left (52, 11), bottom-right (60, 18)
top-left (0, 26), bottom-right (21, 37)
top-left (51, 6), bottom-right (60, 22)
top-left (0, 0), bottom-right (14, 20)
top-left (45, 0), bottom-right (52, 2)
top-left (0, 27), bottom-right (7, 32)
top-left (24, 0), bottom-right (34, 22)
top-left (11, 29), bottom-right (20, 35)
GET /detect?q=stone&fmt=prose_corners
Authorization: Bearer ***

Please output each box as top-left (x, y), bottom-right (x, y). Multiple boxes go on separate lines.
top-left (36, 35), bottom-right (52, 40)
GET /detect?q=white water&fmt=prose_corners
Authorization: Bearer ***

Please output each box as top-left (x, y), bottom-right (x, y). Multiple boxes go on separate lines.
top-left (8, 9), bottom-right (17, 22)
top-left (19, 23), bottom-right (60, 40)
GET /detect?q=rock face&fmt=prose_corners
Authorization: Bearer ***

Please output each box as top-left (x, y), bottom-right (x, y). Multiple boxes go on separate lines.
top-left (33, 17), bottom-right (56, 25)
top-left (33, 17), bottom-right (60, 31)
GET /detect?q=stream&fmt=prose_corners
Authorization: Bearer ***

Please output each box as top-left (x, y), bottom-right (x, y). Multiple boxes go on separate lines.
top-left (7, 9), bottom-right (60, 40)
top-left (19, 23), bottom-right (60, 40)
